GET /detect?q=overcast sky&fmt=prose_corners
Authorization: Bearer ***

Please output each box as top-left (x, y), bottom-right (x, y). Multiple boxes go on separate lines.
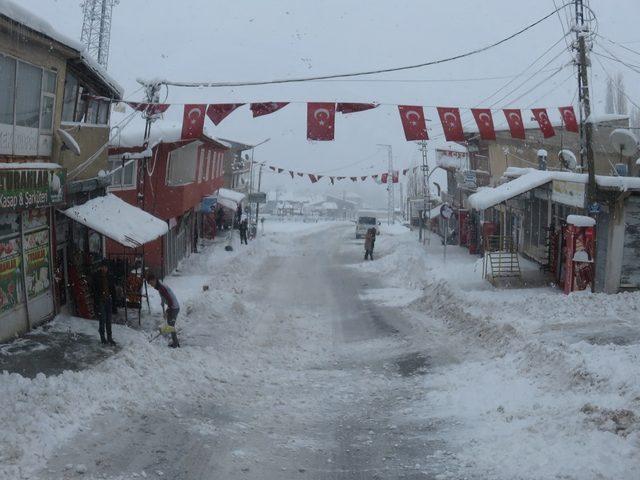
top-left (21, 0), bottom-right (640, 204)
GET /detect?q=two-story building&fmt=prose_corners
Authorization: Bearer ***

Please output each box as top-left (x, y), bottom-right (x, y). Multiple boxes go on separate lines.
top-left (0, 1), bottom-right (123, 340)
top-left (107, 125), bottom-right (229, 276)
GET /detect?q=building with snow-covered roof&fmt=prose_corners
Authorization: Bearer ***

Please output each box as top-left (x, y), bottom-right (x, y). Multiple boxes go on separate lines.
top-left (0, 0), bottom-right (126, 340)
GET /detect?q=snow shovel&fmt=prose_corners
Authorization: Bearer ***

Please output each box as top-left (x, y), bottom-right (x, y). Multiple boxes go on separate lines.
top-left (148, 324), bottom-right (177, 343)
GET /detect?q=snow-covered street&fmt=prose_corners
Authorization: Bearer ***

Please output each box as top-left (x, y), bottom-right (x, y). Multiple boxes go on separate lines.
top-left (3, 222), bottom-right (640, 479)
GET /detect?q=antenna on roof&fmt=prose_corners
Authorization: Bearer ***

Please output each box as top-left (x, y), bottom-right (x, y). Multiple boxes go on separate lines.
top-left (80, 0), bottom-right (119, 69)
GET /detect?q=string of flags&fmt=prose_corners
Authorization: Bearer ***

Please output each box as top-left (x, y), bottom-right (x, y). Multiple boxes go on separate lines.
top-left (125, 101), bottom-right (579, 143)
top-left (260, 162), bottom-right (419, 185)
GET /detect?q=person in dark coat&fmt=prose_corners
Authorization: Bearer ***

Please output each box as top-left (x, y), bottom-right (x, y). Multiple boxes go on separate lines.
top-left (147, 273), bottom-right (180, 348)
top-left (364, 227), bottom-right (377, 260)
top-left (239, 217), bottom-right (249, 245)
top-left (93, 260), bottom-right (116, 345)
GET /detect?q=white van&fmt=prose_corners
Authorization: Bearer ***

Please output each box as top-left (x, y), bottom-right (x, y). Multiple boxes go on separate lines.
top-left (355, 215), bottom-right (377, 239)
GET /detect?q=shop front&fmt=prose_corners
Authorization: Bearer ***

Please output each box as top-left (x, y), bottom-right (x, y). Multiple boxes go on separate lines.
top-left (0, 164), bottom-right (66, 341)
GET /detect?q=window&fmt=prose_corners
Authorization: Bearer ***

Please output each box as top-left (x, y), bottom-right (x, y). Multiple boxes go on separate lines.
top-left (0, 55), bottom-right (15, 126)
top-left (107, 155), bottom-right (136, 189)
top-left (166, 143), bottom-right (198, 186)
top-left (15, 61), bottom-right (42, 128)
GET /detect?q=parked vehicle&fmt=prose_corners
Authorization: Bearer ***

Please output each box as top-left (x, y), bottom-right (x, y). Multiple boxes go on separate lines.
top-left (356, 215), bottom-right (377, 239)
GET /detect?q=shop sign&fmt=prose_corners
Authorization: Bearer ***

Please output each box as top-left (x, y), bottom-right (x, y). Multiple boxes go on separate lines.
top-left (552, 180), bottom-right (585, 208)
top-left (0, 238), bottom-right (22, 314)
top-left (0, 167), bottom-right (66, 212)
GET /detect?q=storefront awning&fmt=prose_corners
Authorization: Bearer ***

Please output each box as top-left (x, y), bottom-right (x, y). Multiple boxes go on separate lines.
top-left (214, 188), bottom-right (245, 210)
top-left (61, 194), bottom-right (168, 248)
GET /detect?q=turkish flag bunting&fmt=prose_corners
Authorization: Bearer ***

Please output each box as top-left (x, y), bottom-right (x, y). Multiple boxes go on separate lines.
top-left (127, 102), bottom-right (170, 115)
top-left (250, 102), bottom-right (289, 117)
top-left (532, 108), bottom-right (555, 138)
top-left (398, 105), bottom-right (428, 141)
top-left (206, 103), bottom-right (244, 126)
top-left (558, 106), bottom-right (579, 133)
top-left (337, 103), bottom-right (378, 114)
top-left (361, 176), bottom-right (367, 181)
top-left (181, 104), bottom-right (207, 139)
top-left (309, 174), bottom-right (318, 183)
top-left (437, 107), bottom-right (465, 142)
top-left (351, 177), bottom-right (357, 182)
top-left (289, 171), bottom-right (295, 179)
top-left (307, 103), bottom-right (336, 141)
top-left (503, 109), bottom-right (526, 139)
top-left (471, 108), bottom-right (496, 141)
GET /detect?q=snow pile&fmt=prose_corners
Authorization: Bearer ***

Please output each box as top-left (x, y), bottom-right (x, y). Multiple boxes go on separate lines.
top-left (62, 194), bottom-right (168, 248)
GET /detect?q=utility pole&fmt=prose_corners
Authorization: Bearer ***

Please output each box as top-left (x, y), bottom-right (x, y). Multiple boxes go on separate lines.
top-left (574, 0), bottom-right (596, 201)
top-left (419, 141), bottom-right (429, 243)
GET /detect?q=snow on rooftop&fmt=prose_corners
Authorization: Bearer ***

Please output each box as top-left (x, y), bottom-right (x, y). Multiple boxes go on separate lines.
top-left (567, 215), bottom-right (596, 227)
top-left (62, 194), bottom-right (168, 248)
top-left (470, 167), bottom-right (640, 210)
top-left (0, 162), bottom-right (62, 170)
top-left (0, 0), bottom-right (123, 98)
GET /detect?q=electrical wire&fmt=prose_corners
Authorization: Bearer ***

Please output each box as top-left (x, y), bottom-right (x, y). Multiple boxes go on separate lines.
top-left (149, 4), bottom-right (576, 88)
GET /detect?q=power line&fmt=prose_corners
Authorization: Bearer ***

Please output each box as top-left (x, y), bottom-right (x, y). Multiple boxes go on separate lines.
top-left (146, 4), bottom-right (576, 89)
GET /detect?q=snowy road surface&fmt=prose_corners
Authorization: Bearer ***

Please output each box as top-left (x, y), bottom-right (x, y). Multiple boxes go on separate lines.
top-left (4, 221), bottom-right (640, 479)
top-left (34, 223), bottom-right (457, 480)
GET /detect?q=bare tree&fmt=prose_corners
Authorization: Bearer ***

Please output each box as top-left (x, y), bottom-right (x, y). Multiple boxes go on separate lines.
top-left (605, 77), bottom-right (616, 114)
top-left (615, 73), bottom-right (628, 115)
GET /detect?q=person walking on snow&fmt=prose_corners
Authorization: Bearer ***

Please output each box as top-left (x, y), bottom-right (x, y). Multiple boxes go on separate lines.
top-left (93, 260), bottom-right (116, 345)
top-left (239, 216), bottom-right (249, 245)
top-left (146, 273), bottom-right (181, 348)
top-left (364, 227), bottom-right (377, 260)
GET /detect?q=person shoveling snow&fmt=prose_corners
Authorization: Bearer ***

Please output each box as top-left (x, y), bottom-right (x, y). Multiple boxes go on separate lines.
top-left (146, 273), bottom-right (181, 348)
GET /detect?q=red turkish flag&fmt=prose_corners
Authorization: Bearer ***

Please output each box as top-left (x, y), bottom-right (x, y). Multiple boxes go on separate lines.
top-left (307, 103), bottom-right (336, 141)
top-left (532, 108), bottom-right (555, 138)
top-left (559, 106), bottom-right (579, 133)
top-left (337, 103), bottom-right (378, 114)
top-left (181, 104), bottom-right (207, 139)
top-left (127, 102), bottom-right (170, 115)
top-left (308, 174), bottom-right (318, 183)
top-left (503, 109), bottom-right (526, 140)
top-left (250, 102), bottom-right (289, 117)
top-left (437, 107), bottom-right (465, 142)
top-left (471, 108), bottom-right (496, 141)
top-left (398, 105), bottom-right (428, 141)
top-left (206, 103), bottom-right (244, 126)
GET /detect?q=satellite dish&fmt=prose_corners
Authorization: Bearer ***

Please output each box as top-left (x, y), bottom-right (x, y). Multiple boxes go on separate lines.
top-left (558, 149), bottom-right (577, 171)
top-left (57, 129), bottom-right (81, 156)
top-left (610, 129), bottom-right (638, 157)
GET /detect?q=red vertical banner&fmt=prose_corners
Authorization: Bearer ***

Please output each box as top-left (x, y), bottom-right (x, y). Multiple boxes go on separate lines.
top-left (307, 103), bottom-right (336, 141)
top-left (181, 104), bottom-right (207, 139)
top-left (558, 106), bottom-right (579, 133)
top-left (503, 109), bottom-right (526, 139)
top-left (471, 108), bottom-right (496, 140)
top-left (531, 108), bottom-right (555, 138)
top-left (398, 105), bottom-right (428, 141)
top-left (437, 107), bottom-right (465, 142)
